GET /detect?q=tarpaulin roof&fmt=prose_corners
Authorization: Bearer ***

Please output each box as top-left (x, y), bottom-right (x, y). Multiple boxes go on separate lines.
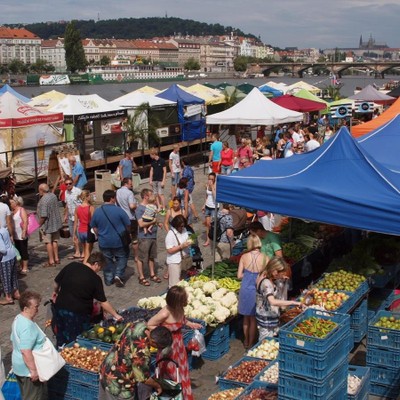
top-left (185, 84), bottom-right (225, 105)
top-left (294, 89), bottom-right (329, 108)
top-left (133, 86), bottom-right (160, 94)
top-left (156, 84), bottom-right (204, 105)
top-left (349, 84), bottom-right (395, 105)
top-left (258, 83), bottom-right (284, 97)
top-left (352, 96), bottom-right (400, 137)
top-left (206, 88), bottom-right (303, 125)
top-left (110, 91), bottom-right (176, 108)
top-left (271, 94), bottom-right (327, 112)
top-left (387, 86), bottom-right (400, 98)
top-left (216, 126), bottom-right (400, 235)
top-left (236, 83), bottom-right (256, 94)
top-left (286, 81), bottom-right (321, 95)
top-left (0, 92), bottom-right (63, 128)
top-left (357, 114), bottom-right (400, 172)
top-left (48, 94), bottom-right (126, 123)
top-left (28, 90), bottom-right (66, 111)
top-left (0, 84), bottom-right (30, 102)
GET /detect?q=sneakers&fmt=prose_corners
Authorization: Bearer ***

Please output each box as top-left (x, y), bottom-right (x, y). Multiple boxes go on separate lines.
top-left (114, 276), bottom-right (125, 288)
top-left (159, 209), bottom-right (166, 216)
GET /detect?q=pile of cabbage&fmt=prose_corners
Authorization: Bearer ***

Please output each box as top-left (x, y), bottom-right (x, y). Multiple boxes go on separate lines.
top-left (137, 280), bottom-right (238, 326)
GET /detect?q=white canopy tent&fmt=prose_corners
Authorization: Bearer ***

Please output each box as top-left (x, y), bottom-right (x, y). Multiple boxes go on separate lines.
top-left (110, 91), bottom-right (176, 108)
top-left (206, 87), bottom-right (303, 125)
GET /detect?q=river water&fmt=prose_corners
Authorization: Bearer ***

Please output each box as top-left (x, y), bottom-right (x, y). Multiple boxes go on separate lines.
top-left (16, 74), bottom-right (398, 101)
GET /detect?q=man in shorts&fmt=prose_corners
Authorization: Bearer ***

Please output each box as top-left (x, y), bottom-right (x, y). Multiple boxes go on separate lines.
top-left (169, 145), bottom-right (181, 198)
top-left (208, 133), bottom-right (223, 174)
top-left (136, 188), bottom-right (161, 286)
top-left (116, 177), bottom-right (138, 263)
top-left (37, 183), bottom-right (63, 267)
top-left (149, 148), bottom-right (167, 215)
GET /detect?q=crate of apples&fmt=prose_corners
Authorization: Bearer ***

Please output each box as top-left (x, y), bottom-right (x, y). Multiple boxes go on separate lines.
top-left (299, 288), bottom-right (349, 311)
top-left (60, 343), bottom-right (107, 372)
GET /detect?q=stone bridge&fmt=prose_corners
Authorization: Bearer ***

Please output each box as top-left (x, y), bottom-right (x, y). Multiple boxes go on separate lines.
top-left (248, 61), bottom-right (400, 78)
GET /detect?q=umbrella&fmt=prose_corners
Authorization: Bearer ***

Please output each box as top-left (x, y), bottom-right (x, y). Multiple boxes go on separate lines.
top-left (271, 94), bottom-right (327, 112)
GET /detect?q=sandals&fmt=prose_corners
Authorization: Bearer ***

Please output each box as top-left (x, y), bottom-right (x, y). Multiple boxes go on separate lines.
top-left (138, 277), bottom-right (150, 286)
top-left (150, 275), bottom-right (162, 283)
top-left (43, 262), bottom-right (56, 268)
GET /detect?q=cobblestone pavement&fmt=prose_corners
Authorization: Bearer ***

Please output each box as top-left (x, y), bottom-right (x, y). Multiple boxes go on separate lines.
top-left (0, 164), bottom-right (246, 399)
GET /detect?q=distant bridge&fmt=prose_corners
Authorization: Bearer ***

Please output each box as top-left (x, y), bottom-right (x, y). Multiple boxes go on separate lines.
top-left (249, 61), bottom-right (400, 78)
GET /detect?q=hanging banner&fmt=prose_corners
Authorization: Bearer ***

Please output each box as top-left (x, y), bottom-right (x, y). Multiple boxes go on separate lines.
top-left (330, 103), bottom-right (352, 119)
top-left (355, 101), bottom-right (374, 113)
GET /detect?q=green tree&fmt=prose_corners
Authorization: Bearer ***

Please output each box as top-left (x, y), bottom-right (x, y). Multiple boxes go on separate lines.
top-left (64, 21), bottom-right (87, 73)
top-left (8, 59), bottom-right (25, 74)
top-left (100, 56), bottom-right (110, 66)
top-left (323, 84), bottom-right (344, 101)
top-left (233, 56), bottom-right (248, 72)
top-left (30, 59), bottom-right (50, 73)
top-left (184, 57), bottom-right (200, 71)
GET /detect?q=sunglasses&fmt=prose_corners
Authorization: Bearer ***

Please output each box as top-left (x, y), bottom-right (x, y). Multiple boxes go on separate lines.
top-left (66, 182), bottom-right (73, 186)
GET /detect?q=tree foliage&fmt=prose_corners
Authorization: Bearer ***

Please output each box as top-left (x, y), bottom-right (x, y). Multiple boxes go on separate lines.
top-left (233, 56), bottom-right (248, 72)
top-left (64, 21), bottom-right (87, 73)
top-left (8, 17), bottom-right (256, 41)
top-left (184, 58), bottom-right (200, 71)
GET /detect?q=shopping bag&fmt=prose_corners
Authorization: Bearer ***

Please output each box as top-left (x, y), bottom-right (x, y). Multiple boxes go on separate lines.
top-left (26, 213), bottom-right (40, 236)
top-left (1, 371), bottom-right (22, 400)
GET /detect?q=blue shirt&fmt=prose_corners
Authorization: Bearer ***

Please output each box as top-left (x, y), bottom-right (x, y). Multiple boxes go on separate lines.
top-left (119, 158), bottom-right (133, 179)
top-left (91, 204), bottom-right (130, 248)
top-left (182, 166), bottom-right (195, 193)
top-left (72, 162), bottom-right (87, 189)
top-left (210, 141), bottom-right (223, 162)
top-left (11, 314), bottom-right (46, 377)
top-left (137, 204), bottom-right (157, 239)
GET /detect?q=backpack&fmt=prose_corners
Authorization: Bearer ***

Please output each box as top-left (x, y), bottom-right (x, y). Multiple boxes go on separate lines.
top-left (208, 215), bottom-right (227, 242)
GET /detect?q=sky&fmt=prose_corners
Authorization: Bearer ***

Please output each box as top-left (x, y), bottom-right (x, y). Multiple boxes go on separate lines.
top-left (1, 0), bottom-right (400, 49)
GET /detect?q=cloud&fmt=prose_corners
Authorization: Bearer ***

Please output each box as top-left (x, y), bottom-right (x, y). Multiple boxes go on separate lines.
top-left (1, 0), bottom-right (399, 49)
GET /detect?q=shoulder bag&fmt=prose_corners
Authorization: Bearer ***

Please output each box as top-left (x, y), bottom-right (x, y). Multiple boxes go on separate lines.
top-left (171, 229), bottom-right (193, 271)
top-left (86, 206), bottom-right (97, 243)
top-left (101, 206), bottom-right (131, 248)
top-left (26, 212), bottom-right (40, 236)
top-left (12, 317), bottom-right (65, 382)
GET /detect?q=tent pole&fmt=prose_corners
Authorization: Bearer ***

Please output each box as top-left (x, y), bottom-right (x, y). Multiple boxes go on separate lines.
top-left (211, 192), bottom-right (219, 280)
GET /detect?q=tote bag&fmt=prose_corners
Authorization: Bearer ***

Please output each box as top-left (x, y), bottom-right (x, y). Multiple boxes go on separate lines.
top-left (27, 213), bottom-right (40, 236)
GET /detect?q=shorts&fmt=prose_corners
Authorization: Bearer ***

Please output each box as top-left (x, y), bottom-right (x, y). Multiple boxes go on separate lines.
top-left (78, 231), bottom-right (88, 243)
top-left (171, 172), bottom-right (180, 186)
top-left (130, 219), bottom-right (138, 243)
top-left (41, 230), bottom-right (60, 244)
top-left (68, 218), bottom-right (77, 237)
top-left (204, 205), bottom-right (215, 217)
top-left (138, 238), bottom-right (157, 264)
top-left (152, 181), bottom-right (164, 195)
top-left (211, 161), bottom-right (220, 174)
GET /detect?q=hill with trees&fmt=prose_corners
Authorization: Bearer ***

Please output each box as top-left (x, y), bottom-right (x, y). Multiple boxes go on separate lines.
top-left (7, 17), bottom-right (257, 40)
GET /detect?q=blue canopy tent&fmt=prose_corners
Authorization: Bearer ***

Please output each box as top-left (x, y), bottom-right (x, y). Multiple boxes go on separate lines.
top-left (357, 114), bottom-right (400, 172)
top-left (0, 84), bottom-right (30, 102)
top-left (258, 83), bottom-right (283, 97)
top-left (156, 84), bottom-right (206, 141)
top-left (216, 127), bottom-right (400, 236)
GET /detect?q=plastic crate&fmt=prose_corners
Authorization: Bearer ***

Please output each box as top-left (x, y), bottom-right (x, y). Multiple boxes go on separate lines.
top-left (49, 372), bottom-right (98, 400)
top-left (206, 323), bottom-right (230, 345)
top-left (218, 357), bottom-right (270, 390)
top-left (366, 345), bottom-right (400, 369)
top-left (369, 382), bottom-right (400, 399)
top-left (369, 365), bottom-right (400, 387)
top-left (279, 309), bottom-right (350, 354)
top-left (279, 331), bottom-right (351, 379)
top-left (229, 315), bottom-right (243, 339)
top-left (246, 338), bottom-right (279, 361)
top-left (235, 380), bottom-right (278, 399)
top-left (203, 339), bottom-right (230, 360)
top-left (75, 336), bottom-right (113, 351)
top-left (254, 360), bottom-right (279, 388)
top-left (279, 379), bottom-right (347, 400)
top-left (367, 309), bottom-right (375, 323)
top-left (182, 318), bottom-right (206, 346)
top-left (371, 264), bottom-right (397, 288)
top-left (352, 322), bottom-right (367, 344)
top-left (367, 310), bottom-right (400, 350)
top-left (348, 365), bottom-right (370, 400)
top-left (102, 306), bottom-right (160, 327)
top-left (351, 299), bottom-right (368, 326)
top-left (278, 360), bottom-right (347, 400)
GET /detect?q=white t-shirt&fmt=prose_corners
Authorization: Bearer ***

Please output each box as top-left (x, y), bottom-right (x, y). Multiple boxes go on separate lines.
top-left (0, 202), bottom-right (11, 229)
top-left (305, 140), bottom-right (321, 152)
top-left (292, 132), bottom-right (304, 144)
top-left (165, 227), bottom-right (189, 264)
top-left (169, 151), bottom-right (181, 173)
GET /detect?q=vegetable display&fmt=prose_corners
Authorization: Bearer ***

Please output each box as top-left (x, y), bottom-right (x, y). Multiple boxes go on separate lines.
top-left (81, 324), bottom-right (125, 343)
top-left (280, 307), bottom-right (303, 325)
top-left (189, 275), bottom-right (241, 292)
top-left (224, 360), bottom-right (269, 383)
top-left (348, 374), bottom-right (362, 396)
top-left (374, 315), bottom-right (400, 330)
top-left (293, 317), bottom-right (337, 338)
top-left (299, 289), bottom-right (349, 311)
top-left (241, 389), bottom-right (278, 400)
top-left (314, 270), bottom-right (366, 292)
top-left (259, 362), bottom-right (279, 384)
top-left (201, 260), bottom-right (239, 279)
top-left (60, 343), bottom-right (107, 371)
top-left (247, 339), bottom-right (279, 360)
top-left (208, 388), bottom-right (244, 400)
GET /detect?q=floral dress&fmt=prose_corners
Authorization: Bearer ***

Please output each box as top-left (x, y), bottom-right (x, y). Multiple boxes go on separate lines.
top-left (157, 320), bottom-right (193, 400)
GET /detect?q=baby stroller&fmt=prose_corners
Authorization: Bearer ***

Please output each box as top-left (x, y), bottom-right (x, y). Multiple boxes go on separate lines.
top-left (150, 358), bottom-right (183, 400)
top-left (186, 225), bottom-right (204, 271)
top-left (230, 207), bottom-right (257, 255)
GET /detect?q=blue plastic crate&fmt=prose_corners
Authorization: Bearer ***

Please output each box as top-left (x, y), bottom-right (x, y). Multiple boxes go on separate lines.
top-left (351, 299), bottom-right (368, 326)
top-left (367, 310), bottom-right (400, 350)
top-left (371, 264), bottom-right (397, 288)
top-left (278, 360), bottom-right (347, 400)
top-left (246, 338), bottom-right (280, 361)
top-left (369, 381), bottom-right (400, 399)
top-left (218, 357), bottom-right (270, 390)
top-left (279, 379), bottom-right (347, 400)
top-left (348, 365), bottom-right (370, 400)
top-left (75, 336), bottom-right (113, 351)
top-left (352, 322), bottom-right (367, 344)
top-left (49, 373), bottom-right (98, 400)
top-left (279, 330), bottom-right (351, 380)
top-left (229, 316), bottom-right (243, 340)
top-left (206, 323), bottom-right (230, 345)
top-left (369, 365), bottom-right (400, 387)
top-left (235, 380), bottom-right (278, 399)
top-left (203, 339), bottom-right (230, 360)
top-left (254, 360), bottom-right (279, 388)
top-left (279, 309), bottom-right (350, 354)
top-left (366, 345), bottom-right (400, 369)
top-left (367, 309), bottom-right (375, 323)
